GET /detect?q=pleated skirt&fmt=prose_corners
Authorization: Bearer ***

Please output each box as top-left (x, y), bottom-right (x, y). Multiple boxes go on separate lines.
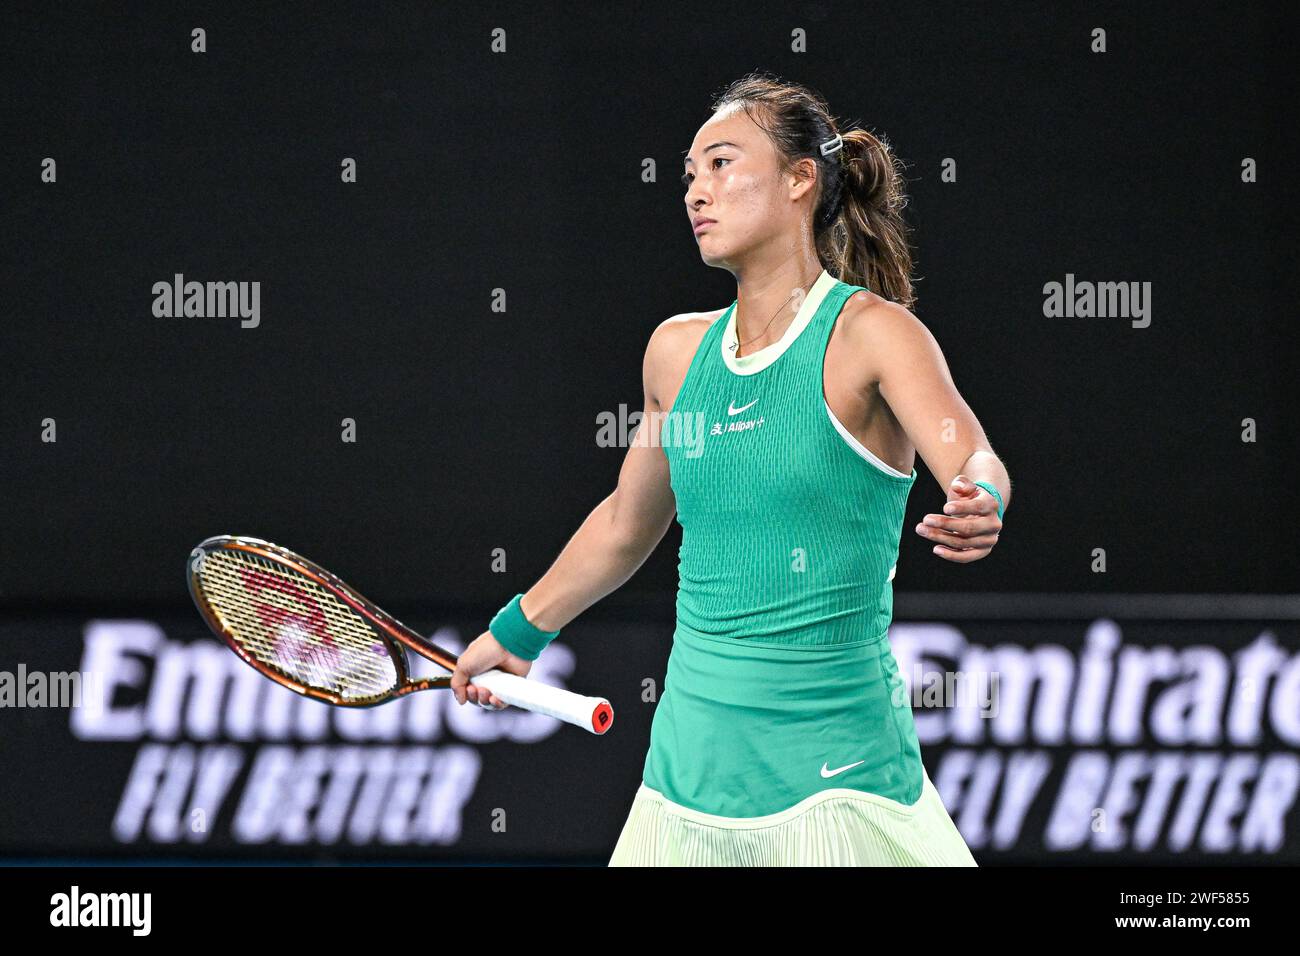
top-left (608, 764), bottom-right (977, 867)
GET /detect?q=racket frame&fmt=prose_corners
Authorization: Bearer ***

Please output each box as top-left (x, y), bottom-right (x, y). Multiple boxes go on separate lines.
top-left (188, 535), bottom-right (455, 707)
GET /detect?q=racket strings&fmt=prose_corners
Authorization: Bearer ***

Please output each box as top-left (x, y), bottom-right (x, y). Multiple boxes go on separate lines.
top-left (195, 549), bottom-right (399, 700)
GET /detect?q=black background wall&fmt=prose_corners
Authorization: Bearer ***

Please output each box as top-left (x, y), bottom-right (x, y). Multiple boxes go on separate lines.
top-left (1, 1), bottom-right (1296, 865)
top-left (3, 1), bottom-right (1294, 613)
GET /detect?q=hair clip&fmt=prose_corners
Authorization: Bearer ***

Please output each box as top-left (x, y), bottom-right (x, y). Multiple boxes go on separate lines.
top-left (819, 133), bottom-right (844, 157)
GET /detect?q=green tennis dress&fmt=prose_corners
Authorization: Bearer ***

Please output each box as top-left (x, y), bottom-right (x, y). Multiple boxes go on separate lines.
top-left (608, 269), bottom-right (976, 866)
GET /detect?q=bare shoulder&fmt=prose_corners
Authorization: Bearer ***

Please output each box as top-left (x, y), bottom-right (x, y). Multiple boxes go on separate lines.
top-left (836, 290), bottom-right (943, 375)
top-left (838, 289), bottom-right (927, 338)
top-left (648, 308), bottom-right (721, 354)
top-left (643, 307), bottom-right (726, 406)
top-left (645, 308), bottom-right (724, 368)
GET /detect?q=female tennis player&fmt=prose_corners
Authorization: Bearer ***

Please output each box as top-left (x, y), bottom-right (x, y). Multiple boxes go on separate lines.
top-left (451, 73), bottom-right (1009, 866)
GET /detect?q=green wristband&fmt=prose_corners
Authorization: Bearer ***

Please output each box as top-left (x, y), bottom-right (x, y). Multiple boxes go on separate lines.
top-left (973, 480), bottom-right (1005, 520)
top-left (489, 593), bottom-right (560, 661)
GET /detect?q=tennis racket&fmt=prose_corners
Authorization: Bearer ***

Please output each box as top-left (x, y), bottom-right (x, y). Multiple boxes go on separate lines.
top-left (187, 535), bottom-right (613, 735)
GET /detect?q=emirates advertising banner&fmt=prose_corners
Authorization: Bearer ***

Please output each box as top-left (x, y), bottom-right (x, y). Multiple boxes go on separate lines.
top-left (0, 600), bottom-right (1296, 863)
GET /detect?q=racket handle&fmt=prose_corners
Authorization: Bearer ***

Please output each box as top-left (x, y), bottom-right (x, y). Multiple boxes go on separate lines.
top-left (470, 669), bottom-right (614, 735)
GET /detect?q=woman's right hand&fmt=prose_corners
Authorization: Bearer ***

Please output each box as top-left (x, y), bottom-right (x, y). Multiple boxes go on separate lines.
top-left (450, 630), bottom-right (533, 709)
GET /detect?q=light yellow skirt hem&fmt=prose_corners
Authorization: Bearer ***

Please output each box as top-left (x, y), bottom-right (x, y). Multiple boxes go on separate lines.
top-left (608, 767), bottom-right (977, 867)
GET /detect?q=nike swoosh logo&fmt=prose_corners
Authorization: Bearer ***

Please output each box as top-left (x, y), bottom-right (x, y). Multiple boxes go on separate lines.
top-left (727, 399), bottom-right (759, 416)
top-left (820, 760), bottom-right (866, 778)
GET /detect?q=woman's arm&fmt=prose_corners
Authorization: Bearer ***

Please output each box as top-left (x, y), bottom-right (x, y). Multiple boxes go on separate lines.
top-left (450, 319), bottom-right (686, 705)
top-left (849, 297), bottom-right (1011, 564)
top-left (516, 344), bottom-right (680, 631)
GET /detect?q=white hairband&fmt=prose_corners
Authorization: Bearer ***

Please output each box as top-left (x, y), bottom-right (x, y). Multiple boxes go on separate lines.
top-left (819, 133), bottom-right (844, 157)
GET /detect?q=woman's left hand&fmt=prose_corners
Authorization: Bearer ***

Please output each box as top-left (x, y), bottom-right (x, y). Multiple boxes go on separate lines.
top-left (915, 474), bottom-right (1002, 563)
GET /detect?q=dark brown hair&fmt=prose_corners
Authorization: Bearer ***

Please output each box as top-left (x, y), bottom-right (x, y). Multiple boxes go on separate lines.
top-left (711, 72), bottom-right (917, 308)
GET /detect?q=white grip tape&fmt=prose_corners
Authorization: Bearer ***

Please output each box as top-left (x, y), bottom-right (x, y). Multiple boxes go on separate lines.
top-left (470, 669), bottom-right (612, 735)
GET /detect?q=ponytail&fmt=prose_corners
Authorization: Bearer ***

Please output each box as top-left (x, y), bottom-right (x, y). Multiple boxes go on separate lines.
top-left (820, 127), bottom-right (916, 309)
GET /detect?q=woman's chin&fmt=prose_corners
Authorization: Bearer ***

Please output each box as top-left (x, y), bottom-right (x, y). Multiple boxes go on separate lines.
top-left (697, 243), bottom-right (730, 267)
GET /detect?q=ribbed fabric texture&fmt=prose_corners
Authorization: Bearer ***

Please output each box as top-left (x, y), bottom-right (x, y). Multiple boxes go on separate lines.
top-left (664, 274), bottom-right (916, 648)
top-left (608, 769), bottom-right (978, 867)
top-left (642, 622), bottom-right (924, 816)
top-left (619, 271), bottom-right (976, 863)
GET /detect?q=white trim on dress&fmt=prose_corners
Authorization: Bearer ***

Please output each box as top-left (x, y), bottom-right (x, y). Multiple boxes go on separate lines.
top-left (720, 269), bottom-right (838, 375)
top-left (633, 777), bottom-right (925, 829)
top-left (823, 398), bottom-right (913, 479)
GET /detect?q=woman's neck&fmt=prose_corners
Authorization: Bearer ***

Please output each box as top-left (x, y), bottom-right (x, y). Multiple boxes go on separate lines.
top-left (732, 255), bottom-right (826, 355)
